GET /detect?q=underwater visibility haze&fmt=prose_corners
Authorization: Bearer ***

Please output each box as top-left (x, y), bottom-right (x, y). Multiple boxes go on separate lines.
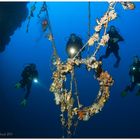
top-left (0, 1), bottom-right (140, 138)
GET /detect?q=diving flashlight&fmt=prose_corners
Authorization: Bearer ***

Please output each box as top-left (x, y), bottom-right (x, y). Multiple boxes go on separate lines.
top-left (132, 67), bottom-right (136, 71)
top-left (69, 47), bottom-right (77, 55)
top-left (33, 78), bottom-right (38, 83)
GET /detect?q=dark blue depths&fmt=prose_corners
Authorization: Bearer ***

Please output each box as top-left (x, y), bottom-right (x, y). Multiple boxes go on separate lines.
top-left (0, 2), bottom-right (140, 138)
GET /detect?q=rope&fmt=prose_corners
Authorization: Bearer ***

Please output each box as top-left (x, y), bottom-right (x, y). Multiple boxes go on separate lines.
top-left (43, 2), bottom-right (58, 59)
top-left (73, 74), bottom-right (81, 108)
top-left (87, 1), bottom-right (91, 56)
top-left (88, 2), bottom-right (91, 39)
top-left (73, 119), bottom-right (79, 136)
top-left (26, 2), bottom-right (36, 32)
top-left (70, 69), bottom-right (74, 93)
top-left (72, 2), bottom-right (91, 60)
top-left (91, 2), bottom-right (117, 58)
top-left (92, 21), bottom-right (108, 57)
top-left (72, 1), bottom-right (113, 60)
top-left (73, 42), bottom-right (89, 60)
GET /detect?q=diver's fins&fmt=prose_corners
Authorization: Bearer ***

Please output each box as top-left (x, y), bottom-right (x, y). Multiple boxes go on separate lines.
top-left (121, 91), bottom-right (127, 97)
top-left (20, 99), bottom-right (27, 107)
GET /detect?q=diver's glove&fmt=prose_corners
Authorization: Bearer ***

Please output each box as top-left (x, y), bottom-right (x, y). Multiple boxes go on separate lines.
top-left (15, 82), bottom-right (21, 89)
top-left (20, 99), bottom-right (27, 107)
top-left (121, 91), bottom-right (127, 97)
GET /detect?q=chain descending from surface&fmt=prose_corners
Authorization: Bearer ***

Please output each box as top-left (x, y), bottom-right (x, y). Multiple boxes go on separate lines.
top-left (26, 1), bottom-right (135, 137)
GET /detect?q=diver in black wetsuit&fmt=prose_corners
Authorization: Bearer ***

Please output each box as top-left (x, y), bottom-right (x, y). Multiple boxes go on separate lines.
top-left (66, 33), bottom-right (83, 59)
top-left (121, 56), bottom-right (140, 97)
top-left (99, 26), bottom-right (124, 68)
top-left (15, 63), bottom-right (38, 106)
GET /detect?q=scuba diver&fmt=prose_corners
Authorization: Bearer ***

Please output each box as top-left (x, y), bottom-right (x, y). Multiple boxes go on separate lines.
top-left (99, 26), bottom-right (124, 68)
top-left (15, 63), bottom-right (38, 106)
top-left (66, 33), bottom-right (83, 59)
top-left (121, 56), bottom-right (140, 97)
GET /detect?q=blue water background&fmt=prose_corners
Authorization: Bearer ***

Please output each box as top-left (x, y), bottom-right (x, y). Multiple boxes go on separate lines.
top-left (0, 2), bottom-right (140, 138)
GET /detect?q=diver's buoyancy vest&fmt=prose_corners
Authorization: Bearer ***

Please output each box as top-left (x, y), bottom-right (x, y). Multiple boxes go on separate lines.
top-left (22, 66), bottom-right (38, 79)
top-left (108, 31), bottom-right (123, 47)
